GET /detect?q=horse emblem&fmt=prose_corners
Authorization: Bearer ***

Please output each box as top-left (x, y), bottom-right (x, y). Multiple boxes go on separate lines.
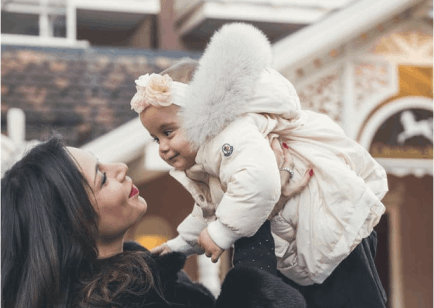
top-left (397, 111), bottom-right (433, 145)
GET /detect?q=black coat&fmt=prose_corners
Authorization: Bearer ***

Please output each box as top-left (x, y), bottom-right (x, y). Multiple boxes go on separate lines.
top-left (74, 221), bottom-right (306, 308)
top-left (89, 242), bottom-right (305, 308)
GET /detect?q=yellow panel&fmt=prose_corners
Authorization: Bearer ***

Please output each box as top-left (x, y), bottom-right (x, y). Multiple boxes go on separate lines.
top-left (399, 66), bottom-right (433, 97)
top-left (135, 235), bottom-right (169, 250)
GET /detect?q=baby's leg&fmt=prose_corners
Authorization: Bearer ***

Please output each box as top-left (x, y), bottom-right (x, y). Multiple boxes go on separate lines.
top-left (232, 220), bottom-right (277, 275)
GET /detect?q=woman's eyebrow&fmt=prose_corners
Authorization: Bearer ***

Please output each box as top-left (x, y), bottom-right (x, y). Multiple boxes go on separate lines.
top-left (94, 161), bottom-right (99, 184)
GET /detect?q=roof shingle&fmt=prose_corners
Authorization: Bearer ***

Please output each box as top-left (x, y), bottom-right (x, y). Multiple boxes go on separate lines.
top-left (1, 45), bottom-right (200, 147)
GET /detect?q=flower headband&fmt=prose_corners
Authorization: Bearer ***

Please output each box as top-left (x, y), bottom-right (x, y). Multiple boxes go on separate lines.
top-left (130, 73), bottom-right (188, 114)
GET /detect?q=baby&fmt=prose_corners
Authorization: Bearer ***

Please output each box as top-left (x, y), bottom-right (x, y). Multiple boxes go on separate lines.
top-left (132, 23), bottom-right (388, 307)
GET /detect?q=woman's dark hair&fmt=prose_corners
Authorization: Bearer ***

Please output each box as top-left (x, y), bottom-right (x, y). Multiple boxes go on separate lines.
top-left (1, 136), bottom-right (99, 308)
top-left (1, 135), bottom-right (161, 308)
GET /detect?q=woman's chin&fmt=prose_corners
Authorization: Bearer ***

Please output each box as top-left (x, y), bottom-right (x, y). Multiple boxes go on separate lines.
top-left (132, 197), bottom-right (147, 218)
top-left (138, 197), bottom-right (147, 213)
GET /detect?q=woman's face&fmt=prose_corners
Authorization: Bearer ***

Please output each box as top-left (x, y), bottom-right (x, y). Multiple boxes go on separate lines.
top-left (67, 147), bottom-right (147, 240)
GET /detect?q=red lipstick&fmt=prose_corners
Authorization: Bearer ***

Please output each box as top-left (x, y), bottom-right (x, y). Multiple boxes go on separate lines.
top-left (129, 186), bottom-right (139, 198)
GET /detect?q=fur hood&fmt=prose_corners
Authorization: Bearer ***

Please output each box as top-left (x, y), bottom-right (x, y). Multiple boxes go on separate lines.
top-left (181, 23), bottom-right (301, 150)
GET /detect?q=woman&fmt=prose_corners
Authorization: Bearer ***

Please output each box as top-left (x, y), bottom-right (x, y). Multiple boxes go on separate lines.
top-left (1, 135), bottom-right (306, 308)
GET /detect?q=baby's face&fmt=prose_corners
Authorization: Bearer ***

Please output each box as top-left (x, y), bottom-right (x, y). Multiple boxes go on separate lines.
top-left (140, 104), bottom-right (197, 171)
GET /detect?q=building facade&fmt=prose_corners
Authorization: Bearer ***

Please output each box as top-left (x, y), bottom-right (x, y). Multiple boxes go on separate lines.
top-left (2, 0), bottom-right (432, 306)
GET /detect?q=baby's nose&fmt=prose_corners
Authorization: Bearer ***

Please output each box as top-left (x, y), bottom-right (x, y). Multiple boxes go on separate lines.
top-left (159, 140), bottom-right (170, 153)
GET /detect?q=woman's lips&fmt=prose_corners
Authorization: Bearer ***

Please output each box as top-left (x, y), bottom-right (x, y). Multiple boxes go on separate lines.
top-left (129, 185), bottom-right (139, 198)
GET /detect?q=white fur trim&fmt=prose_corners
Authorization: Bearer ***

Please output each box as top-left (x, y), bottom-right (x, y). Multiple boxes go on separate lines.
top-left (180, 23), bottom-right (272, 149)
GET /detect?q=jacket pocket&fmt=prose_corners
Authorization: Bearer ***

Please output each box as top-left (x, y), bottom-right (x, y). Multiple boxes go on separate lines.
top-left (270, 214), bottom-right (296, 243)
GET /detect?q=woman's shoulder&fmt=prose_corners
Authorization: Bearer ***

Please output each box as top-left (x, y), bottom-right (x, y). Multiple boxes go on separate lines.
top-left (71, 242), bottom-right (213, 308)
top-left (123, 241), bottom-right (148, 251)
top-left (123, 241), bottom-right (187, 277)
top-left (123, 241), bottom-right (216, 308)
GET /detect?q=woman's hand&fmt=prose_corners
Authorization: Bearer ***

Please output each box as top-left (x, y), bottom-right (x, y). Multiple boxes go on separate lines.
top-left (198, 228), bottom-right (224, 263)
top-left (269, 139), bottom-right (313, 218)
top-left (151, 243), bottom-right (173, 256)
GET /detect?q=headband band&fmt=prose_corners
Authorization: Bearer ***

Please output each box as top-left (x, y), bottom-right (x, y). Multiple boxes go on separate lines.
top-left (130, 73), bottom-right (187, 114)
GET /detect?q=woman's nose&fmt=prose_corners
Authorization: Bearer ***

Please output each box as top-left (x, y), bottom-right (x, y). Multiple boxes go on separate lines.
top-left (114, 163), bottom-right (128, 181)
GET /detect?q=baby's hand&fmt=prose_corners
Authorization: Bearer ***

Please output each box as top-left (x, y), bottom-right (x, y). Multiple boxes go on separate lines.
top-left (269, 140), bottom-right (313, 219)
top-left (198, 228), bottom-right (223, 263)
top-left (151, 243), bottom-right (172, 256)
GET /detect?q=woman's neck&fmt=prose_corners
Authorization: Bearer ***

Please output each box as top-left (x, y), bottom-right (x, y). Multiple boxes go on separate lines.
top-left (97, 236), bottom-right (125, 259)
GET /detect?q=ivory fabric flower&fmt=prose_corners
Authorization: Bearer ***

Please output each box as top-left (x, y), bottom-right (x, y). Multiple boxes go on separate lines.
top-left (130, 73), bottom-right (173, 113)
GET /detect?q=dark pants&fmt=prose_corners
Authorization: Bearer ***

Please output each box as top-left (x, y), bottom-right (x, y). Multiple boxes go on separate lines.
top-left (279, 231), bottom-right (387, 308)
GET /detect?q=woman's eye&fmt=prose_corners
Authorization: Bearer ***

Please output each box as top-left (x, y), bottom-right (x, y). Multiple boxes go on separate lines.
top-left (101, 172), bottom-right (107, 186)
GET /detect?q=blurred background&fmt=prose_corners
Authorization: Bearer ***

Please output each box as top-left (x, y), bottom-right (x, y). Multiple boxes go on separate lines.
top-left (1, 0), bottom-right (432, 306)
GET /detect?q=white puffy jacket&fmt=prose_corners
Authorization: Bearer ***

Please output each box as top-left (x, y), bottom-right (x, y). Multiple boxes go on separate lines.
top-left (166, 24), bottom-right (387, 285)
top-left (167, 108), bottom-right (387, 286)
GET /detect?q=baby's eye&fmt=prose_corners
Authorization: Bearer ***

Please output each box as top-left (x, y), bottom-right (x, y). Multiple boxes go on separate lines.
top-left (152, 137), bottom-right (160, 144)
top-left (164, 130), bottom-right (173, 137)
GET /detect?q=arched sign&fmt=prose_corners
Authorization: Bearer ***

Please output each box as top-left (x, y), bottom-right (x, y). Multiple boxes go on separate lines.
top-left (370, 108), bottom-right (433, 159)
top-left (359, 96), bottom-right (433, 177)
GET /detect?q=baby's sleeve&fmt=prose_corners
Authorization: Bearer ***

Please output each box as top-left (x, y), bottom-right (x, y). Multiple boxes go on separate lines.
top-left (355, 143), bottom-right (388, 200)
top-left (166, 203), bottom-right (206, 256)
top-left (206, 118), bottom-right (281, 250)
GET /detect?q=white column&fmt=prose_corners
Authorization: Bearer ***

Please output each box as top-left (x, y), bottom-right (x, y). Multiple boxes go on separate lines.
top-left (2, 108), bottom-right (27, 175)
top-left (341, 50), bottom-right (356, 139)
top-left (197, 254), bottom-right (221, 297)
top-left (7, 108), bottom-right (26, 145)
top-left (39, 0), bottom-right (52, 37)
top-left (387, 205), bottom-right (404, 308)
top-left (66, 0), bottom-right (77, 43)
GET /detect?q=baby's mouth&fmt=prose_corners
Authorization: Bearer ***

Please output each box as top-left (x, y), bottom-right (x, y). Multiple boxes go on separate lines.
top-left (169, 153), bottom-right (179, 161)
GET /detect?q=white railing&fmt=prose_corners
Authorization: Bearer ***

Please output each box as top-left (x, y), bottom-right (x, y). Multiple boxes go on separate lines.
top-left (1, 0), bottom-right (88, 48)
top-left (1, 0), bottom-right (159, 48)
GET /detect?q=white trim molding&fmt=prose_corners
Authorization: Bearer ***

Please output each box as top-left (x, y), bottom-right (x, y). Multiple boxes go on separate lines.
top-left (177, 1), bottom-right (326, 36)
top-left (375, 157), bottom-right (433, 177)
top-left (1, 34), bottom-right (90, 48)
top-left (81, 118), bottom-right (151, 164)
top-left (272, 0), bottom-right (425, 72)
top-left (71, 0), bottom-right (160, 14)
